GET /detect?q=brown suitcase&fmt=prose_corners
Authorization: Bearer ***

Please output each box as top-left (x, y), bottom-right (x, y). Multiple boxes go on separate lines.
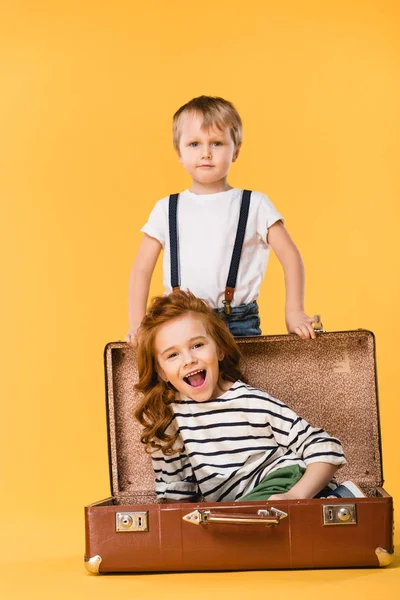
top-left (84, 329), bottom-right (394, 573)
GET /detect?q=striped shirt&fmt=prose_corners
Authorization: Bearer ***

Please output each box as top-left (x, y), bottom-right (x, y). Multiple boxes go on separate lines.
top-left (151, 381), bottom-right (346, 502)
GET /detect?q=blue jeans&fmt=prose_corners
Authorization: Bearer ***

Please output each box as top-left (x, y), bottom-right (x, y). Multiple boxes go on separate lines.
top-left (214, 301), bottom-right (261, 337)
top-left (315, 484), bottom-right (361, 499)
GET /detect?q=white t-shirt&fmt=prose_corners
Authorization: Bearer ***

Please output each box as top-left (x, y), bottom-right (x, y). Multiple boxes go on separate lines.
top-left (141, 188), bottom-right (283, 309)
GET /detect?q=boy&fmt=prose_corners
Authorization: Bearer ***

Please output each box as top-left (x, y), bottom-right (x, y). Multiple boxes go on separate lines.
top-left (127, 95), bottom-right (315, 343)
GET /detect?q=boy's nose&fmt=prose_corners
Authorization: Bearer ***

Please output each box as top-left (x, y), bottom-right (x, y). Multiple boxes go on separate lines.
top-left (201, 146), bottom-right (212, 159)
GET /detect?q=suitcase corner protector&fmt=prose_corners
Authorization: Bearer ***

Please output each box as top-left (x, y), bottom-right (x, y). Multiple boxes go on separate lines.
top-left (375, 547), bottom-right (394, 567)
top-left (84, 554), bottom-right (102, 574)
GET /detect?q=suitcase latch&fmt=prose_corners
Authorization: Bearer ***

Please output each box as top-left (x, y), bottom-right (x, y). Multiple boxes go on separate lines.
top-left (322, 504), bottom-right (357, 525)
top-left (313, 314), bottom-right (325, 333)
top-left (116, 511), bottom-right (148, 532)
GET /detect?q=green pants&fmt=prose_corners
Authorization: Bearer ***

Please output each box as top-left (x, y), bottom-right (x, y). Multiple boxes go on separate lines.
top-left (238, 465), bottom-right (306, 502)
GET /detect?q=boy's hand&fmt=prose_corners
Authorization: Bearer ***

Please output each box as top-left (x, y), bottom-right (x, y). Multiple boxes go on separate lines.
top-left (286, 310), bottom-right (316, 340)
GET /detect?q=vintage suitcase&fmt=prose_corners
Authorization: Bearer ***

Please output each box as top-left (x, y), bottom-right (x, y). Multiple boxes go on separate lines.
top-left (84, 329), bottom-right (394, 574)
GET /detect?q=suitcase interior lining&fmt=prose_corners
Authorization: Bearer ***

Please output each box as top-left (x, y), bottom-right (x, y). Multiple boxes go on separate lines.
top-left (105, 331), bottom-right (383, 499)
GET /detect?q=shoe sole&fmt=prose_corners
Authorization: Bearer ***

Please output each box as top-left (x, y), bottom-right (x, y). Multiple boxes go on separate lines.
top-left (341, 480), bottom-right (365, 497)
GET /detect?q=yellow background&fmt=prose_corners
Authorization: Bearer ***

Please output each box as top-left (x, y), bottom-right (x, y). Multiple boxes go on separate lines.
top-left (1, 0), bottom-right (399, 597)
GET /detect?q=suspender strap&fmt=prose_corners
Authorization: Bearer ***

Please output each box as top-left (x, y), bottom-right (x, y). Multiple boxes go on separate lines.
top-left (223, 190), bottom-right (252, 314)
top-left (168, 193), bottom-right (180, 291)
top-left (168, 190), bottom-right (252, 311)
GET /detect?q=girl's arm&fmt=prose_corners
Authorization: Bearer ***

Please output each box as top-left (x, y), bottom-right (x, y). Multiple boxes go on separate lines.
top-left (152, 449), bottom-right (199, 502)
top-left (267, 221), bottom-right (315, 340)
top-left (127, 234), bottom-right (162, 345)
top-left (269, 462), bottom-right (338, 500)
top-left (269, 400), bottom-right (347, 500)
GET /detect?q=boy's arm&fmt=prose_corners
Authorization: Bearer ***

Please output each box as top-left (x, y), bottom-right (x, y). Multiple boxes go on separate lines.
top-left (127, 234), bottom-right (162, 345)
top-left (267, 221), bottom-right (315, 340)
top-left (269, 462), bottom-right (338, 500)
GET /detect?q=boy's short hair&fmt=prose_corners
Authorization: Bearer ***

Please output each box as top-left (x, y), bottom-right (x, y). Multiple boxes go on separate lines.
top-left (172, 95), bottom-right (243, 152)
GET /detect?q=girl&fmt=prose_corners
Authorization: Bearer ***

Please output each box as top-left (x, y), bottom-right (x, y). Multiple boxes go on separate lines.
top-left (135, 290), bottom-right (364, 503)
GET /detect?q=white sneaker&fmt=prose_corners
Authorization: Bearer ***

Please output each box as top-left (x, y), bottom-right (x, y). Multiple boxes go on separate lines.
top-left (330, 480), bottom-right (365, 498)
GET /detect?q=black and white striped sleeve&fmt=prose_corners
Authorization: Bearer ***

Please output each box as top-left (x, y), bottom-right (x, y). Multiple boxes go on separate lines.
top-left (285, 412), bottom-right (346, 467)
top-left (151, 445), bottom-right (198, 501)
top-left (265, 396), bottom-right (347, 468)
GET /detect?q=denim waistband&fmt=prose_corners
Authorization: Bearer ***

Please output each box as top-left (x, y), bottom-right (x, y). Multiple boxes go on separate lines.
top-left (213, 301), bottom-right (259, 317)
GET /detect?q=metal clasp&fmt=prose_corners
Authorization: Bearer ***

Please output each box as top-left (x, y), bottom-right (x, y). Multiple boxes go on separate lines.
top-left (222, 300), bottom-right (232, 315)
top-left (116, 511), bottom-right (148, 532)
top-left (322, 504), bottom-right (357, 525)
top-left (313, 314), bottom-right (325, 333)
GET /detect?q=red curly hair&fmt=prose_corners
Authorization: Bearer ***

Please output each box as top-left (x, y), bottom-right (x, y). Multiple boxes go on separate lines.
top-left (134, 290), bottom-right (245, 455)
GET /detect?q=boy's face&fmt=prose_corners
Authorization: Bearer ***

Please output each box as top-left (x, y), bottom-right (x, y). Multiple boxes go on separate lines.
top-left (155, 312), bottom-right (225, 402)
top-left (177, 112), bottom-right (240, 193)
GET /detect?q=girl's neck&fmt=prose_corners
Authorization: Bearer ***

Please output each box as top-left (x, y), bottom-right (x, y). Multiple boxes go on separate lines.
top-left (215, 377), bottom-right (234, 396)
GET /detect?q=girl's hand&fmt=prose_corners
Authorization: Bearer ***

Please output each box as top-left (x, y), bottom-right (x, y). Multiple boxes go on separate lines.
top-left (268, 491), bottom-right (299, 501)
top-left (126, 325), bottom-right (139, 348)
top-left (285, 310), bottom-right (316, 340)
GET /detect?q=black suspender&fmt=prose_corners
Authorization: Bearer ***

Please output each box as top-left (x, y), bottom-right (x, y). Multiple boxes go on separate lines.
top-left (168, 190), bottom-right (252, 314)
top-left (168, 193), bottom-right (180, 291)
top-left (223, 189), bottom-right (251, 314)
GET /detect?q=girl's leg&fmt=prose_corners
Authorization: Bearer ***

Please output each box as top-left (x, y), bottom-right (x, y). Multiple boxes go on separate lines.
top-left (237, 466), bottom-right (306, 502)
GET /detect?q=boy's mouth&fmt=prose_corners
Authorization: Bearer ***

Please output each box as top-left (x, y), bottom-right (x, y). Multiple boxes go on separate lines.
top-left (183, 369), bottom-right (206, 388)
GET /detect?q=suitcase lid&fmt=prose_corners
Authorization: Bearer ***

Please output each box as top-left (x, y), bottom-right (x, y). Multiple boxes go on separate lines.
top-left (104, 330), bottom-right (383, 498)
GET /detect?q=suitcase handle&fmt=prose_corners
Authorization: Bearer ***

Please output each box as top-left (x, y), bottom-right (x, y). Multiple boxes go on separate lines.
top-left (182, 507), bottom-right (288, 527)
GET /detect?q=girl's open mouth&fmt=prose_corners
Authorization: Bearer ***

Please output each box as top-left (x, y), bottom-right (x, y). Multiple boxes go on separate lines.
top-left (184, 369), bottom-right (206, 388)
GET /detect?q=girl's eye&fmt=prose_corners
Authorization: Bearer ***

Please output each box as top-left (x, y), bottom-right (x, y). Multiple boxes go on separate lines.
top-left (167, 352), bottom-right (178, 359)
top-left (193, 343), bottom-right (204, 349)
top-left (189, 142), bottom-right (198, 147)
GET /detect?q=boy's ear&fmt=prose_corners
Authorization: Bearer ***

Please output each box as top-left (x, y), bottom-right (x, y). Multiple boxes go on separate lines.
top-left (232, 143), bottom-right (242, 163)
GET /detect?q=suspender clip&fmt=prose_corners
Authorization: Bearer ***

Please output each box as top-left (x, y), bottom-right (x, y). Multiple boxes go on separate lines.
top-left (222, 300), bottom-right (232, 315)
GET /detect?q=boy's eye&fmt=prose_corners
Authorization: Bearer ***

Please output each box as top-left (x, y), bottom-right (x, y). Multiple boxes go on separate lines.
top-left (212, 141), bottom-right (222, 146)
top-left (189, 142), bottom-right (198, 147)
top-left (193, 343), bottom-right (204, 349)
